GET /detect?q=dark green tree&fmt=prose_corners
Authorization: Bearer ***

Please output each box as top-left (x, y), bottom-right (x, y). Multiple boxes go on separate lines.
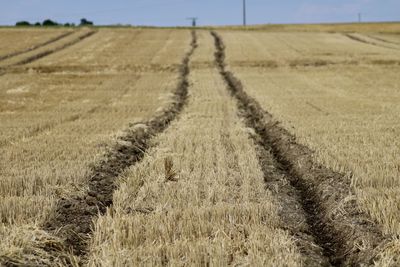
top-left (16, 21), bottom-right (31, 26)
top-left (42, 19), bottom-right (58, 26)
top-left (80, 18), bottom-right (93, 26)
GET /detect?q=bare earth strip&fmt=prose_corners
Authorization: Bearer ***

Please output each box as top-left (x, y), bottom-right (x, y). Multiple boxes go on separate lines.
top-left (211, 31), bottom-right (395, 266)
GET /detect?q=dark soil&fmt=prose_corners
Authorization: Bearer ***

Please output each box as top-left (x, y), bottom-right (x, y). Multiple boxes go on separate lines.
top-left (43, 31), bottom-right (197, 260)
top-left (211, 31), bottom-right (389, 267)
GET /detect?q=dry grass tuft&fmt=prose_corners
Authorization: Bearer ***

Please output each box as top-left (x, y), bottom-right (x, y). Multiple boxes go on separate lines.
top-left (0, 225), bottom-right (79, 267)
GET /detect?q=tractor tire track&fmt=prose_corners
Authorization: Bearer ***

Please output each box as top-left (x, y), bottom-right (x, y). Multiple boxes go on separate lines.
top-left (41, 31), bottom-right (197, 263)
top-left (0, 31), bottom-right (74, 62)
top-left (0, 30), bottom-right (97, 93)
top-left (14, 30), bottom-right (97, 66)
top-left (366, 34), bottom-right (400, 46)
top-left (211, 31), bottom-right (389, 266)
top-left (0, 31), bottom-right (182, 150)
top-left (344, 33), bottom-right (400, 51)
top-left (211, 31), bottom-right (330, 267)
top-left (0, 31), bottom-right (96, 76)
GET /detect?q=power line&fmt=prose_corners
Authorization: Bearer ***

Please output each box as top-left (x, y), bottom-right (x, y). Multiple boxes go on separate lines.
top-left (186, 17), bottom-right (198, 27)
top-left (243, 0), bottom-right (247, 26)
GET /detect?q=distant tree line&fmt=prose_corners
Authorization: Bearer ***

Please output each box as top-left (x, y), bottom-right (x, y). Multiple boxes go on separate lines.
top-left (16, 18), bottom-right (94, 27)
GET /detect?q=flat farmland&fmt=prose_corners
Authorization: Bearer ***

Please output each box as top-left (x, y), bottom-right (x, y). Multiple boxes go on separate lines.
top-left (0, 25), bottom-right (400, 266)
top-left (0, 28), bottom-right (73, 61)
top-left (221, 30), bottom-right (400, 233)
top-left (0, 28), bottom-right (191, 265)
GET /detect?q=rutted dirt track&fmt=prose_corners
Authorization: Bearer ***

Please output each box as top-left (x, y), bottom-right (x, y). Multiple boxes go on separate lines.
top-left (42, 31), bottom-right (197, 260)
top-left (0, 30), bottom-right (97, 74)
top-left (14, 30), bottom-right (97, 66)
top-left (0, 31), bottom-right (74, 62)
top-left (344, 33), bottom-right (400, 51)
top-left (211, 31), bottom-right (389, 266)
top-left (366, 34), bottom-right (400, 46)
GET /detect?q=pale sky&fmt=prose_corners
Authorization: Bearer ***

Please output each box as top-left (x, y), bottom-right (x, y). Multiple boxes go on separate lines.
top-left (0, 0), bottom-right (399, 26)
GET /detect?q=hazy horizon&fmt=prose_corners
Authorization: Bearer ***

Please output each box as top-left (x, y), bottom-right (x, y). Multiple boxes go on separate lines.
top-left (1, 0), bottom-right (399, 27)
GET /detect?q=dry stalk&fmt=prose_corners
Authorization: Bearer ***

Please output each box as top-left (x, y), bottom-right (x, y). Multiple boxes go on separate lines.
top-left (164, 156), bottom-right (178, 182)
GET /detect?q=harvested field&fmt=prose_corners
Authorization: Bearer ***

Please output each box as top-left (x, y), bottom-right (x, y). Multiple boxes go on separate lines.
top-left (224, 22), bottom-right (400, 33)
top-left (0, 28), bottom-right (191, 265)
top-left (0, 28), bottom-right (96, 69)
top-left (0, 28), bottom-right (73, 61)
top-left (218, 29), bottom-right (400, 265)
top-left (88, 38), bottom-right (306, 266)
top-left (220, 31), bottom-right (400, 68)
top-left (1, 23), bottom-right (400, 266)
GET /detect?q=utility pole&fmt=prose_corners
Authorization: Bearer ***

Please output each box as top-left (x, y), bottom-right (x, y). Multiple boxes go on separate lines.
top-left (186, 17), bottom-right (198, 27)
top-left (358, 13), bottom-right (362, 23)
top-left (243, 0), bottom-right (247, 26)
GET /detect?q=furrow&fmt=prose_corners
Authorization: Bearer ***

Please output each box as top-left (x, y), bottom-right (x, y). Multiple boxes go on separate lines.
top-left (42, 31), bottom-right (197, 261)
top-left (0, 31), bottom-right (74, 62)
top-left (211, 31), bottom-right (389, 266)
